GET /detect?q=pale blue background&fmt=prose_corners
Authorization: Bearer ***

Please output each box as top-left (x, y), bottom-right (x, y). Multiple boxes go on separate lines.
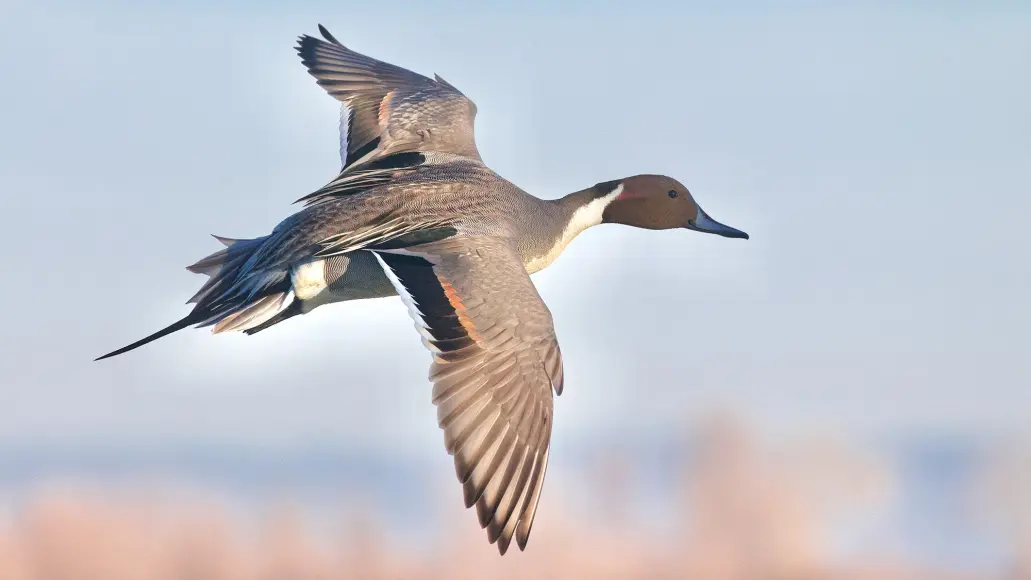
top-left (0, 0), bottom-right (1028, 570)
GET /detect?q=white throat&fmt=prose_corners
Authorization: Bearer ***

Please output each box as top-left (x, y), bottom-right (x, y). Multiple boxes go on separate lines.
top-left (525, 183), bottom-right (623, 273)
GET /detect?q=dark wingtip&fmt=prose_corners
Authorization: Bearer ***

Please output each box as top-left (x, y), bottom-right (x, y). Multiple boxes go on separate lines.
top-left (516, 530), bottom-right (530, 551)
top-left (295, 34), bottom-right (318, 62)
top-left (318, 24), bottom-right (341, 45)
top-left (496, 534), bottom-right (512, 556)
top-left (94, 315), bottom-right (196, 361)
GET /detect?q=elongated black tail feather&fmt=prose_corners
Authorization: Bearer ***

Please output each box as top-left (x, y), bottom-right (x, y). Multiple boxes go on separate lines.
top-left (242, 299), bottom-right (303, 335)
top-left (94, 314), bottom-right (198, 361)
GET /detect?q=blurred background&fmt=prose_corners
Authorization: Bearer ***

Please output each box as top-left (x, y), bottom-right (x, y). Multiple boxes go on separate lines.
top-left (1, 0), bottom-right (1028, 578)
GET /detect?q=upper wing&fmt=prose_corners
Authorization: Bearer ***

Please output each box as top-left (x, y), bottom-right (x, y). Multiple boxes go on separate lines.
top-left (296, 25), bottom-right (482, 170)
top-left (374, 237), bottom-right (564, 555)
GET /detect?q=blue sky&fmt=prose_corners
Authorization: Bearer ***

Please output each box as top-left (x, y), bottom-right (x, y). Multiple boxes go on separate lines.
top-left (0, 0), bottom-right (1028, 458)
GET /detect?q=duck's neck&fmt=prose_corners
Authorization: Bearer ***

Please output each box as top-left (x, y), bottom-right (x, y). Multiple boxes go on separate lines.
top-left (523, 181), bottom-right (623, 273)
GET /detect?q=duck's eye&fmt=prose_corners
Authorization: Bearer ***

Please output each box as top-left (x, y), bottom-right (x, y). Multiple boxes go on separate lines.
top-left (668, 190), bottom-right (678, 199)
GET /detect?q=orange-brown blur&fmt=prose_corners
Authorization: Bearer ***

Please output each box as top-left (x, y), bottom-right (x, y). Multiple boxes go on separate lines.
top-left (2, 414), bottom-right (1025, 580)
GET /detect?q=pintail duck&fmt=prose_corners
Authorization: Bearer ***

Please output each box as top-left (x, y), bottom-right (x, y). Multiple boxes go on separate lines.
top-left (97, 25), bottom-right (749, 554)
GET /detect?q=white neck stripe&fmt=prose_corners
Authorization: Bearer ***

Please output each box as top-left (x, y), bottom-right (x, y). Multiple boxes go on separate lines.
top-left (525, 183), bottom-right (623, 273)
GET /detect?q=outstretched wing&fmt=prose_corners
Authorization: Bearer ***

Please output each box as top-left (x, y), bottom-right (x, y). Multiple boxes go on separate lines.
top-left (374, 237), bottom-right (564, 555)
top-left (297, 25), bottom-right (481, 170)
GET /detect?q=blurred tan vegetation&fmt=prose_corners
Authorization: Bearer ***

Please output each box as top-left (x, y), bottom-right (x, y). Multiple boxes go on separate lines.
top-left (0, 416), bottom-right (1023, 580)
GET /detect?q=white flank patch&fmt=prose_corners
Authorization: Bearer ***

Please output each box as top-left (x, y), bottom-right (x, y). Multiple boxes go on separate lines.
top-left (291, 259), bottom-right (328, 301)
top-left (525, 183), bottom-right (623, 273)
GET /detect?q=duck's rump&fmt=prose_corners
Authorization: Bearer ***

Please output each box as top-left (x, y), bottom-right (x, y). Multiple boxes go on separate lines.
top-left (99, 233), bottom-right (400, 359)
top-left (242, 251), bottom-right (398, 335)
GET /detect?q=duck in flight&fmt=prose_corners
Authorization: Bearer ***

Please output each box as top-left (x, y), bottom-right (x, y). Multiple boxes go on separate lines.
top-left (97, 25), bottom-right (749, 554)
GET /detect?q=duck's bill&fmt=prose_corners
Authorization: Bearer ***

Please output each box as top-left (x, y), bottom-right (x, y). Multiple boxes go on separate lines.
top-left (685, 207), bottom-right (749, 239)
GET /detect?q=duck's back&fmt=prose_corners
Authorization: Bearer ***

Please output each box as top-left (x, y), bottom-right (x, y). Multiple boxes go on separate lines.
top-left (246, 155), bottom-right (545, 332)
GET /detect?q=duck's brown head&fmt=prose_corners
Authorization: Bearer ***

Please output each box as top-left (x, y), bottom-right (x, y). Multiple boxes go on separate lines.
top-left (599, 175), bottom-right (749, 239)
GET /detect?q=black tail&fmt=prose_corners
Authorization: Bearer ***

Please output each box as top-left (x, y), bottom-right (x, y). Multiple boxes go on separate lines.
top-left (95, 314), bottom-right (199, 361)
top-left (242, 299), bottom-right (303, 335)
top-left (95, 232), bottom-right (297, 361)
